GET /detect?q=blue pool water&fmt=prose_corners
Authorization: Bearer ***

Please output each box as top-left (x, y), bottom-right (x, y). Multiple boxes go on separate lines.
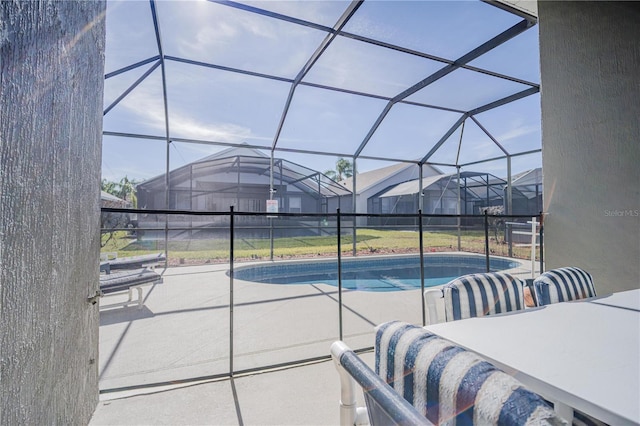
top-left (233, 255), bottom-right (521, 292)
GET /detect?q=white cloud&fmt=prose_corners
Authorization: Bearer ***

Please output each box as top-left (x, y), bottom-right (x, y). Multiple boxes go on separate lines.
top-left (113, 77), bottom-right (257, 143)
top-left (497, 123), bottom-right (539, 142)
top-left (169, 114), bottom-right (252, 142)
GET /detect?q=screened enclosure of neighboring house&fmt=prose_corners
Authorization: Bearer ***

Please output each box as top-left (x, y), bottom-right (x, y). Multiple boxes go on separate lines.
top-left (367, 171), bottom-right (511, 226)
top-left (137, 152), bottom-right (351, 213)
top-left (508, 168), bottom-right (543, 215)
top-left (136, 148), bottom-right (351, 230)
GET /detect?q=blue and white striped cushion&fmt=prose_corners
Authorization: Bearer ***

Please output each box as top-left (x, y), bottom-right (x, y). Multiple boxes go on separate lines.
top-left (443, 273), bottom-right (525, 321)
top-left (533, 267), bottom-right (596, 306)
top-left (375, 321), bottom-right (566, 425)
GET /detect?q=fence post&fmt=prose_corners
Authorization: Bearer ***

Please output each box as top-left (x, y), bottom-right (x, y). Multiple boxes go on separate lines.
top-left (419, 210), bottom-right (425, 326)
top-left (352, 220), bottom-right (357, 257)
top-left (337, 208), bottom-right (343, 341)
top-left (507, 222), bottom-right (513, 258)
top-left (539, 212), bottom-right (544, 274)
top-left (530, 217), bottom-right (537, 278)
top-left (269, 216), bottom-right (274, 261)
top-left (229, 206), bottom-right (234, 375)
top-left (164, 214), bottom-right (169, 269)
top-left (484, 210), bottom-right (490, 272)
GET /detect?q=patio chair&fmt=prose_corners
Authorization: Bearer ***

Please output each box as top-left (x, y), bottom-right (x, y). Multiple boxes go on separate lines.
top-left (105, 252), bottom-right (166, 272)
top-left (533, 267), bottom-right (596, 306)
top-left (424, 272), bottom-right (526, 324)
top-left (331, 341), bottom-right (433, 426)
top-left (374, 321), bottom-right (567, 425)
top-left (99, 268), bottom-right (163, 309)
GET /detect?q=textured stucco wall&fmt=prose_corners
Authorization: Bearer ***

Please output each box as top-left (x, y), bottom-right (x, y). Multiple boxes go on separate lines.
top-left (538, 2), bottom-right (640, 293)
top-left (0, 1), bottom-right (105, 424)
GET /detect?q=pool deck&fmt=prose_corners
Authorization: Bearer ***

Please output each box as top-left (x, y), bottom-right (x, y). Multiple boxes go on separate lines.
top-left (91, 253), bottom-right (534, 425)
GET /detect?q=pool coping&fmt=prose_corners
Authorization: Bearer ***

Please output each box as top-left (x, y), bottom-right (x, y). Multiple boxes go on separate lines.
top-left (232, 252), bottom-right (532, 288)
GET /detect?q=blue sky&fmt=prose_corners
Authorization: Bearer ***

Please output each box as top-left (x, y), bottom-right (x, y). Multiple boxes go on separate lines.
top-left (102, 0), bottom-right (541, 182)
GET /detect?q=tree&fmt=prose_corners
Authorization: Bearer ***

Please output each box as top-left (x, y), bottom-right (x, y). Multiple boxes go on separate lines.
top-left (480, 205), bottom-right (506, 242)
top-left (101, 176), bottom-right (139, 208)
top-left (100, 176), bottom-right (140, 248)
top-left (324, 158), bottom-right (353, 182)
top-left (101, 179), bottom-right (118, 196)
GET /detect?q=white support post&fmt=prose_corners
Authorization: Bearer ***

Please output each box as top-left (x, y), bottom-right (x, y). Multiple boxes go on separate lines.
top-left (506, 217), bottom-right (540, 278)
top-left (530, 217), bottom-right (537, 278)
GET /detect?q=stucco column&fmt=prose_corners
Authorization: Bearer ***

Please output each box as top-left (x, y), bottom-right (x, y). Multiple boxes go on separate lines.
top-left (0, 1), bottom-right (106, 423)
top-left (538, 1), bottom-right (640, 292)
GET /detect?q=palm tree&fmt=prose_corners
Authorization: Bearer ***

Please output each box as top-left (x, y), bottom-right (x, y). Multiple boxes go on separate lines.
top-left (324, 158), bottom-right (353, 182)
top-left (101, 176), bottom-right (139, 207)
top-left (100, 176), bottom-right (140, 248)
top-left (117, 176), bottom-right (138, 208)
top-left (101, 178), bottom-right (118, 195)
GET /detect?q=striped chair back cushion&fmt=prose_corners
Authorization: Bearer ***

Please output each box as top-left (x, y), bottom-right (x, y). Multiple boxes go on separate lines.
top-left (533, 267), bottom-right (595, 306)
top-left (375, 321), bottom-right (567, 425)
top-left (443, 273), bottom-right (525, 321)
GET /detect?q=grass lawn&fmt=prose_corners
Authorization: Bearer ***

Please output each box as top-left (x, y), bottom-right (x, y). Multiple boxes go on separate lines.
top-left (102, 228), bottom-right (539, 266)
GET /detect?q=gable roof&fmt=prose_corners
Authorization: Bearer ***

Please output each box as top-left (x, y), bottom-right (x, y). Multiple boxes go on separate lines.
top-left (378, 171), bottom-right (507, 200)
top-left (510, 167), bottom-right (542, 186)
top-left (341, 162), bottom-right (443, 194)
top-left (101, 191), bottom-right (125, 203)
top-left (341, 163), bottom-right (409, 193)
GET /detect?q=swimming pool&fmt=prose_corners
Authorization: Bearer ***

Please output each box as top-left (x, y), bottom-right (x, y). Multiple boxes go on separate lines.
top-left (233, 254), bottom-right (523, 292)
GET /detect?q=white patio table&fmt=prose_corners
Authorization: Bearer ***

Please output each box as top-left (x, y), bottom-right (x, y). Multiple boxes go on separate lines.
top-left (588, 288), bottom-right (640, 311)
top-left (425, 290), bottom-right (640, 425)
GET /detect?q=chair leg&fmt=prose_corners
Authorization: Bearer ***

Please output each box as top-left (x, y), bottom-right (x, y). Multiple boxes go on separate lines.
top-left (124, 288), bottom-right (133, 307)
top-left (554, 401), bottom-right (574, 423)
top-left (424, 288), bottom-right (444, 324)
top-left (136, 287), bottom-right (143, 309)
top-left (331, 342), bottom-right (364, 426)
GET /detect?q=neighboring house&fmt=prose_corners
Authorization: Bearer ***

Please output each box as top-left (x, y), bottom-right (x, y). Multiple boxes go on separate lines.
top-left (100, 190), bottom-right (129, 208)
top-left (360, 168), bottom-right (544, 227)
top-left (100, 191), bottom-right (134, 229)
top-left (368, 171), bottom-right (508, 226)
top-left (137, 146), bottom-right (350, 214)
top-left (331, 162), bottom-right (442, 223)
top-left (135, 148), bottom-right (542, 233)
top-left (135, 146), bottom-right (350, 238)
top-left (507, 168), bottom-right (543, 215)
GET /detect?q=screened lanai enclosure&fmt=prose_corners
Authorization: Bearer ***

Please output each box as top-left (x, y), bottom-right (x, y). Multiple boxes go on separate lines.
top-left (103, 0), bottom-right (541, 220)
top-left (99, 0), bottom-right (545, 393)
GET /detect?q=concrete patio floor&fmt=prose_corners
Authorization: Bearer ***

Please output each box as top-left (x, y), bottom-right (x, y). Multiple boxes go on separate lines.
top-left (91, 255), bottom-right (533, 425)
top-left (91, 354), bottom-right (370, 425)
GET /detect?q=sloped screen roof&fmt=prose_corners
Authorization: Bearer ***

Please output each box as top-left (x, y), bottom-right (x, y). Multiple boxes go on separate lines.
top-left (378, 171), bottom-right (507, 199)
top-left (103, 0), bottom-right (541, 182)
top-left (138, 154), bottom-right (351, 197)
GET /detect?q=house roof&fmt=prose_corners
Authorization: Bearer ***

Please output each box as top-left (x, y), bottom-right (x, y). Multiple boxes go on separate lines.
top-left (508, 167), bottom-right (542, 199)
top-left (341, 163), bottom-right (409, 193)
top-left (510, 167), bottom-right (542, 187)
top-left (377, 175), bottom-right (447, 198)
top-left (378, 171), bottom-right (508, 199)
top-left (101, 191), bottom-right (125, 203)
top-left (341, 162), bottom-right (442, 194)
